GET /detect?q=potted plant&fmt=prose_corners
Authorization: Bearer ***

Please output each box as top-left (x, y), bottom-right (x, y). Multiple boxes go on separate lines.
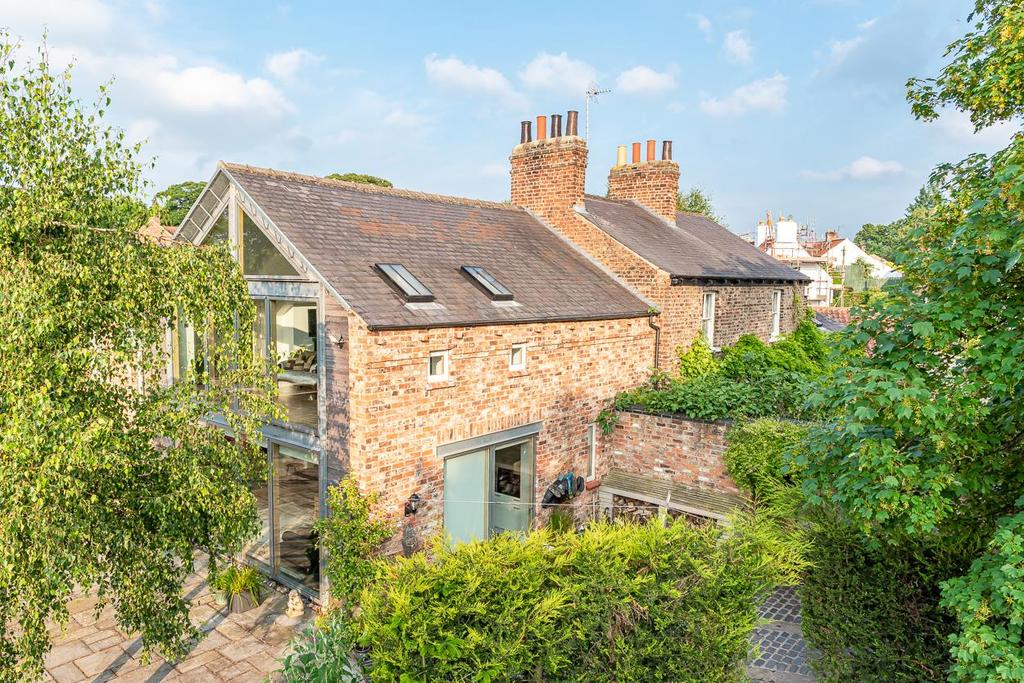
top-left (211, 565), bottom-right (264, 614)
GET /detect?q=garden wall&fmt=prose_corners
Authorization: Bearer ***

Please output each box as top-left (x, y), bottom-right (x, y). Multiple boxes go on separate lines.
top-left (601, 408), bottom-right (737, 495)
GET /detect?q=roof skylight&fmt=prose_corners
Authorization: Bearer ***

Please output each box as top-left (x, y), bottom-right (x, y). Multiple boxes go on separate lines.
top-left (462, 266), bottom-right (513, 301)
top-left (376, 263), bottom-right (435, 302)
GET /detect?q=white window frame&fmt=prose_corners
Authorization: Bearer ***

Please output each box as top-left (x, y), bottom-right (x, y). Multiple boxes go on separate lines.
top-left (509, 343), bottom-right (527, 371)
top-left (586, 424), bottom-right (598, 481)
top-left (771, 289), bottom-right (783, 340)
top-left (428, 350), bottom-right (450, 382)
top-left (701, 291), bottom-right (717, 350)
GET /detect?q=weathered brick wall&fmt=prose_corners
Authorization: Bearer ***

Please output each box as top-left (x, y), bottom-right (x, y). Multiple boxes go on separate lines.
top-left (606, 160), bottom-right (680, 223)
top-left (345, 315), bottom-right (654, 550)
top-left (600, 409), bottom-right (737, 495)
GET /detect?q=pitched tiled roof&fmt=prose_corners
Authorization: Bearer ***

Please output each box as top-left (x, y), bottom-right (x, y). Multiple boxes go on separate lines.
top-left (222, 163), bottom-right (651, 330)
top-left (581, 195), bottom-right (809, 283)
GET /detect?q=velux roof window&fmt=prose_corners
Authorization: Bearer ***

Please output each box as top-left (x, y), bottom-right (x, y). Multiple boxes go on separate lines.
top-left (462, 266), bottom-right (513, 301)
top-left (376, 263), bottom-right (434, 302)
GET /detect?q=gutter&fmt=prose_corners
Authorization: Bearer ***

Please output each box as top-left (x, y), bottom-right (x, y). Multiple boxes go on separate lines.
top-left (648, 312), bottom-right (661, 369)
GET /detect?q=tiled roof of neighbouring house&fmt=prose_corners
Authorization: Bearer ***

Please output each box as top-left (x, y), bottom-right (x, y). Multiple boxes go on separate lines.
top-left (581, 195), bottom-right (810, 283)
top-left (222, 163), bottom-right (652, 330)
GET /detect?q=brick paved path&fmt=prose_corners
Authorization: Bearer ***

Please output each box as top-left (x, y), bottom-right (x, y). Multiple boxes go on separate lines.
top-left (748, 586), bottom-right (818, 683)
top-left (40, 564), bottom-right (312, 682)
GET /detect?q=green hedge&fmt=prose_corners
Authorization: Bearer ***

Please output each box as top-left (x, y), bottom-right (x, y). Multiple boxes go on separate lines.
top-left (800, 516), bottom-right (973, 682)
top-left (358, 517), bottom-right (788, 682)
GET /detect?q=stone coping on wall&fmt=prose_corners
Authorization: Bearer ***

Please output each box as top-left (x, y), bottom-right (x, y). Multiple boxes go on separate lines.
top-left (615, 404), bottom-right (735, 427)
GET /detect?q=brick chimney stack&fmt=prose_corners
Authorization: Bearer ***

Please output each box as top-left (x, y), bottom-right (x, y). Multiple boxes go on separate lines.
top-left (607, 139), bottom-right (680, 223)
top-left (510, 111), bottom-right (587, 228)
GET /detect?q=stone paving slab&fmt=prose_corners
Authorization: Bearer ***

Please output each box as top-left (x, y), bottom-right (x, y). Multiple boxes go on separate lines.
top-left (41, 564), bottom-right (313, 683)
top-left (748, 586), bottom-right (819, 683)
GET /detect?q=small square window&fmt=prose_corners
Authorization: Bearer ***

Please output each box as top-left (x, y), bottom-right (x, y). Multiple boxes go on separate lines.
top-left (509, 343), bottom-right (527, 371)
top-left (428, 350), bottom-right (449, 381)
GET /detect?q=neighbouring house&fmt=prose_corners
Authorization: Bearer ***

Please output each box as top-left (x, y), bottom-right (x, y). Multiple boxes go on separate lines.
top-left (807, 230), bottom-right (901, 281)
top-left (171, 110), bottom-right (808, 599)
top-left (756, 216), bottom-right (838, 308)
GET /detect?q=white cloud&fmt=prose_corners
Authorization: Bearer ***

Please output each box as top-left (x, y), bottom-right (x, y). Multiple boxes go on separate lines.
top-left (801, 156), bottom-right (907, 182)
top-left (125, 118), bottom-right (160, 144)
top-left (424, 54), bottom-right (525, 106)
top-left (0, 0), bottom-right (114, 36)
top-left (148, 65), bottom-right (294, 116)
top-left (827, 36), bottom-right (865, 64)
top-left (519, 52), bottom-right (597, 95)
top-left (928, 108), bottom-right (1019, 147)
top-left (144, 0), bottom-right (167, 21)
top-left (699, 73), bottom-right (787, 116)
top-left (264, 48), bottom-right (324, 82)
top-left (615, 65), bottom-right (677, 94)
top-left (724, 30), bottom-right (753, 64)
top-left (383, 107), bottom-right (425, 127)
top-left (858, 17), bottom-right (878, 30)
top-left (694, 14), bottom-right (713, 41)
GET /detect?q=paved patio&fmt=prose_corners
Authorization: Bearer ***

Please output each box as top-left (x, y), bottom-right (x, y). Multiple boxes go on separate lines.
top-left (748, 586), bottom-right (818, 683)
top-left (40, 565), bottom-right (313, 682)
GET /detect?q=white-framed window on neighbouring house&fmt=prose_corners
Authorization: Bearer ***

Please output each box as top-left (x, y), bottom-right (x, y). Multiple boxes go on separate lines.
top-left (702, 291), bottom-right (717, 349)
top-left (771, 289), bottom-right (783, 340)
top-left (586, 423), bottom-right (597, 480)
top-left (428, 350), bottom-right (449, 382)
top-left (509, 343), bottom-right (527, 371)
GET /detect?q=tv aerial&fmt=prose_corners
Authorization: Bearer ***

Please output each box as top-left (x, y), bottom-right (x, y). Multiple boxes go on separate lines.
top-left (584, 84), bottom-right (611, 142)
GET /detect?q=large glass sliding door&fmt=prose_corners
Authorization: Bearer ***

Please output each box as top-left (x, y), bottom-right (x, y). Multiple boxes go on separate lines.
top-left (442, 438), bottom-right (534, 544)
top-left (273, 444), bottom-right (319, 589)
top-left (245, 442), bottom-right (320, 595)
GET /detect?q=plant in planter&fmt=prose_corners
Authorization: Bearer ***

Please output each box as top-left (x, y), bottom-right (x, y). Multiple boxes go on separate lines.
top-left (211, 565), bottom-right (264, 614)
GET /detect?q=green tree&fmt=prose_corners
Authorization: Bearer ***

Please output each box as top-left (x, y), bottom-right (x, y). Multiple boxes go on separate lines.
top-left (0, 36), bottom-right (276, 680)
top-left (802, 1), bottom-right (1024, 679)
top-left (676, 187), bottom-right (725, 225)
top-left (325, 172), bottom-right (393, 188)
top-left (852, 221), bottom-right (903, 263)
top-left (152, 180), bottom-right (206, 227)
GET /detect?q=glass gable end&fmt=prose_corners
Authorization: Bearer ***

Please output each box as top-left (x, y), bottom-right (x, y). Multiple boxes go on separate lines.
top-left (241, 210), bottom-right (299, 277)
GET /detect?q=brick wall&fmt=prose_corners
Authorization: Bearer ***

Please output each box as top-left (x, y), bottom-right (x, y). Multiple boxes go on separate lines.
top-left (322, 296), bottom-right (350, 485)
top-left (607, 160), bottom-right (680, 223)
top-left (345, 315), bottom-right (654, 550)
top-left (599, 409), bottom-right (737, 495)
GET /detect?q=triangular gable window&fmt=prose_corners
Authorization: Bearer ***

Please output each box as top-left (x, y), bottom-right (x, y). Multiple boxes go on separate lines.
top-left (240, 210), bottom-right (299, 277)
top-left (200, 207), bottom-right (229, 246)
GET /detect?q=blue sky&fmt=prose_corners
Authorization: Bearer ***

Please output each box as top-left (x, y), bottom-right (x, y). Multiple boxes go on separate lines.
top-left (2, 0), bottom-right (1018, 237)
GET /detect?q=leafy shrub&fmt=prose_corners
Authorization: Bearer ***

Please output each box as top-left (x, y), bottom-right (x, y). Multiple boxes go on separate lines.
top-left (724, 419), bottom-right (808, 503)
top-left (614, 320), bottom-right (836, 423)
top-left (279, 610), bottom-right (365, 683)
top-left (801, 515), bottom-right (975, 682)
top-left (676, 333), bottom-right (718, 381)
top-left (358, 517), bottom-right (788, 682)
top-left (316, 477), bottom-right (394, 610)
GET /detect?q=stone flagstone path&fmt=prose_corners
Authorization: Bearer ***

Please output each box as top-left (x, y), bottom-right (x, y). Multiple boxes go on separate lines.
top-left (40, 565), bottom-right (312, 682)
top-left (748, 586), bottom-right (818, 683)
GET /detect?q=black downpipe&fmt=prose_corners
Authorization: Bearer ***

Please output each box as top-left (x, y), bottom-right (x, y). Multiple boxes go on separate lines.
top-left (648, 313), bottom-right (661, 369)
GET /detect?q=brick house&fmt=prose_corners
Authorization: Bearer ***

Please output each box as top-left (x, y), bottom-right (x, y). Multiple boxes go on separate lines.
top-left (172, 111), bottom-right (807, 599)
top-left (509, 114), bottom-right (808, 365)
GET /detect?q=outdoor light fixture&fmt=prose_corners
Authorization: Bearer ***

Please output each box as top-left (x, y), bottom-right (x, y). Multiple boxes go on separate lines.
top-left (404, 493), bottom-right (421, 516)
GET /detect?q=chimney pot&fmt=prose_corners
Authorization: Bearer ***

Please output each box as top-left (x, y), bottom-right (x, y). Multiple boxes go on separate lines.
top-left (536, 115), bottom-right (547, 141)
top-left (616, 145), bottom-right (627, 167)
top-left (566, 110), bottom-right (579, 136)
top-left (646, 139), bottom-right (656, 162)
top-left (551, 113), bottom-right (562, 138)
top-left (662, 140), bottom-right (673, 161)
top-left (631, 142), bottom-right (641, 164)
top-left (520, 120), bottom-right (532, 144)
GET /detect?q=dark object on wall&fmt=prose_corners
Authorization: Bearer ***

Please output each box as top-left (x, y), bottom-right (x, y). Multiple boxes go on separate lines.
top-left (542, 471), bottom-right (582, 508)
top-left (404, 492), bottom-right (420, 516)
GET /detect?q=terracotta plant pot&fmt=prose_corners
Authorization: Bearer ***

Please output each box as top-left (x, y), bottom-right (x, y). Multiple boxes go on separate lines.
top-left (228, 590), bottom-right (260, 614)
